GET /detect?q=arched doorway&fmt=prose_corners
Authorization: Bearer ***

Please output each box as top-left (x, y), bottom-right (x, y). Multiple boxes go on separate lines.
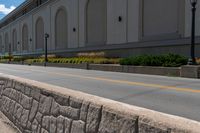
top-left (36, 17), bottom-right (44, 50)
top-left (22, 24), bottom-right (29, 51)
top-left (12, 29), bottom-right (17, 52)
top-left (55, 8), bottom-right (68, 50)
top-left (86, 0), bottom-right (107, 46)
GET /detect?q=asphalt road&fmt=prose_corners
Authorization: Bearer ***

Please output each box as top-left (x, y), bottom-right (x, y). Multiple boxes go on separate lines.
top-left (0, 64), bottom-right (200, 122)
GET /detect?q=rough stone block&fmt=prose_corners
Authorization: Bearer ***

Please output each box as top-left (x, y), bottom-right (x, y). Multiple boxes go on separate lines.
top-left (86, 104), bottom-right (102, 133)
top-left (36, 112), bottom-right (43, 124)
top-left (41, 128), bottom-right (49, 133)
top-left (29, 99), bottom-right (39, 122)
top-left (8, 99), bottom-right (15, 115)
top-left (139, 122), bottom-right (170, 133)
top-left (42, 116), bottom-right (50, 130)
top-left (0, 80), bottom-right (5, 85)
top-left (30, 88), bottom-right (41, 101)
top-left (25, 86), bottom-right (31, 96)
top-left (69, 97), bottom-right (82, 109)
top-left (80, 101), bottom-right (90, 121)
top-left (20, 93), bottom-right (32, 109)
top-left (0, 85), bottom-right (4, 96)
top-left (15, 91), bottom-right (22, 103)
top-left (21, 109), bottom-right (30, 128)
top-left (27, 121), bottom-right (32, 130)
top-left (51, 99), bottom-right (60, 117)
top-left (37, 124), bottom-right (41, 133)
top-left (14, 82), bottom-right (25, 93)
top-left (98, 109), bottom-right (138, 133)
top-left (50, 116), bottom-right (57, 133)
top-left (5, 80), bottom-right (13, 88)
top-left (9, 89), bottom-right (17, 100)
top-left (57, 115), bottom-right (65, 133)
top-left (3, 88), bottom-right (12, 97)
top-left (1, 96), bottom-right (12, 117)
top-left (13, 103), bottom-right (22, 118)
top-left (4, 96), bottom-right (11, 112)
top-left (31, 119), bottom-right (39, 132)
top-left (16, 104), bottom-right (23, 120)
top-left (39, 95), bottom-right (52, 115)
top-left (23, 130), bottom-right (32, 133)
top-left (60, 106), bottom-right (80, 120)
top-left (53, 94), bottom-right (69, 106)
top-left (1, 96), bottom-right (6, 105)
top-left (64, 117), bottom-right (72, 133)
top-left (71, 120), bottom-right (85, 133)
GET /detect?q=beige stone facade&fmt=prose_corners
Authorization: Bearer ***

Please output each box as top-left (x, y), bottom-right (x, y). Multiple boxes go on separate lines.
top-left (0, 0), bottom-right (200, 57)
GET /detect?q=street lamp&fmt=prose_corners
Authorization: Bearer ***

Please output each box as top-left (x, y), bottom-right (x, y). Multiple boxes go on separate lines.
top-left (44, 33), bottom-right (49, 67)
top-left (9, 43), bottom-right (11, 62)
top-left (188, 0), bottom-right (198, 65)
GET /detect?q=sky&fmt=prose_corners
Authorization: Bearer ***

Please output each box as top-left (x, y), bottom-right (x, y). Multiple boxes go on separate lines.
top-left (0, 0), bottom-right (25, 20)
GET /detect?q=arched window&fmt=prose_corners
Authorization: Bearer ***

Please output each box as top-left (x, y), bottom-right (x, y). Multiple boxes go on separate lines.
top-left (12, 29), bottom-right (17, 52)
top-left (0, 35), bottom-right (2, 53)
top-left (22, 24), bottom-right (29, 51)
top-left (36, 17), bottom-right (44, 50)
top-left (86, 0), bottom-right (107, 45)
top-left (5, 33), bottom-right (9, 53)
top-left (55, 8), bottom-right (68, 49)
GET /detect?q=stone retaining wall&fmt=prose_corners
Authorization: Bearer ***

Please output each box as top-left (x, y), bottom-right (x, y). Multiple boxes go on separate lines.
top-left (0, 74), bottom-right (200, 133)
top-left (17, 62), bottom-right (181, 77)
top-left (181, 65), bottom-right (200, 78)
top-left (89, 64), bottom-right (180, 76)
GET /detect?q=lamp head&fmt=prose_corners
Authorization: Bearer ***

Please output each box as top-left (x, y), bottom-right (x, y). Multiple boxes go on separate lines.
top-left (190, 0), bottom-right (198, 5)
top-left (45, 33), bottom-right (49, 38)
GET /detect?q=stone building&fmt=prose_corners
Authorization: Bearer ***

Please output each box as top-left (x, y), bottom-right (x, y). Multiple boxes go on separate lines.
top-left (0, 0), bottom-right (200, 57)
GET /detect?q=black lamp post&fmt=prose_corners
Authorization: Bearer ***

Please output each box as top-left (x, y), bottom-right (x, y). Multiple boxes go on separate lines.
top-left (44, 33), bottom-right (49, 67)
top-left (9, 43), bottom-right (11, 62)
top-left (188, 0), bottom-right (198, 65)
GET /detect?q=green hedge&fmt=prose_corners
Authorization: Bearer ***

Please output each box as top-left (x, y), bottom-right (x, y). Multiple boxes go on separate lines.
top-left (119, 54), bottom-right (188, 67)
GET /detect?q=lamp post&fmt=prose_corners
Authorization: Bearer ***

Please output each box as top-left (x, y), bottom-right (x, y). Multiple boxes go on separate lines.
top-left (44, 33), bottom-right (49, 67)
top-left (9, 43), bottom-right (11, 62)
top-left (188, 0), bottom-right (198, 65)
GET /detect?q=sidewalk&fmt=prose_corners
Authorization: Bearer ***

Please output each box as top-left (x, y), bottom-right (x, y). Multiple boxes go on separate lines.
top-left (0, 111), bottom-right (20, 133)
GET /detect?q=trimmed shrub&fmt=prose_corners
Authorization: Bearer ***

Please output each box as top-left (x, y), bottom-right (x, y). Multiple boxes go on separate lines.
top-left (119, 54), bottom-right (187, 67)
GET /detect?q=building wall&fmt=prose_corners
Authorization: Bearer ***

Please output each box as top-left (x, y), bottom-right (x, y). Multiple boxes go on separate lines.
top-left (185, 1), bottom-right (200, 37)
top-left (0, 0), bottom-right (199, 57)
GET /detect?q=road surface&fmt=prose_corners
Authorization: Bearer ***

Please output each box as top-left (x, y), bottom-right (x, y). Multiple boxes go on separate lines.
top-left (0, 111), bottom-right (20, 133)
top-left (0, 64), bottom-right (199, 121)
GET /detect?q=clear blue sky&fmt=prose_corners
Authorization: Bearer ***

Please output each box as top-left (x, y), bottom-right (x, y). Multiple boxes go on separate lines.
top-left (0, 0), bottom-right (25, 20)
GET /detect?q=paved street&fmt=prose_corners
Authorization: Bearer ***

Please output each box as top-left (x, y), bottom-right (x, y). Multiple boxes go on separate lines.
top-left (0, 64), bottom-right (200, 121)
top-left (0, 111), bottom-right (20, 133)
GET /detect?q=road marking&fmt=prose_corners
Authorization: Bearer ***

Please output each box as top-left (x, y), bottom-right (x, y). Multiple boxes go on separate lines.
top-left (1, 66), bottom-right (200, 93)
